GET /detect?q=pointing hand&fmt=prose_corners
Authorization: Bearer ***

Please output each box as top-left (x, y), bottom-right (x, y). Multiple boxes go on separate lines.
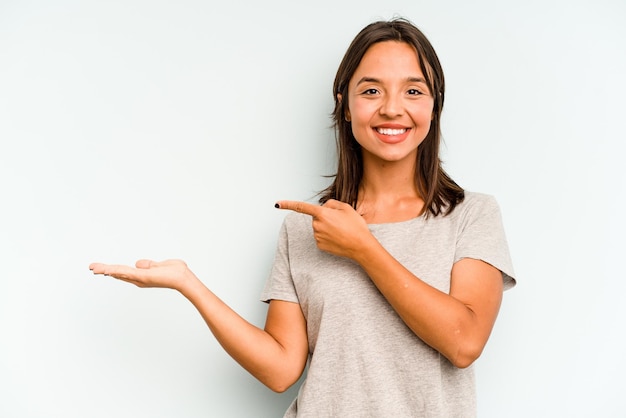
top-left (275, 199), bottom-right (374, 260)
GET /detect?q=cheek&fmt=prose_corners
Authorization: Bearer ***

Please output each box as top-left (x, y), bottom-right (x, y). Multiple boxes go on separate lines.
top-left (348, 104), bottom-right (367, 124)
top-left (411, 103), bottom-right (435, 124)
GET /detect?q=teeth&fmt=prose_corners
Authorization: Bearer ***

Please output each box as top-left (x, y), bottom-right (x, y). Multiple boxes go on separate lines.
top-left (376, 128), bottom-right (406, 135)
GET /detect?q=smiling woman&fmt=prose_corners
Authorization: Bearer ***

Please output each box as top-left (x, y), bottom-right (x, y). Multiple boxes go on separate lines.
top-left (90, 17), bottom-right (515, 418)
top-left (345, 42), bottom-right (434, 167)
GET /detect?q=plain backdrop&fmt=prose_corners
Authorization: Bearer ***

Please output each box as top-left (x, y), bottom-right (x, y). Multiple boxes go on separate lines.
top-left (1, 0), bottom-right (624, 417)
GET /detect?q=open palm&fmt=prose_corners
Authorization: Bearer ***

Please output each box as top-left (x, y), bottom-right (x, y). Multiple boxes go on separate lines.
top-left (89, 259), bottom-right (194, 291)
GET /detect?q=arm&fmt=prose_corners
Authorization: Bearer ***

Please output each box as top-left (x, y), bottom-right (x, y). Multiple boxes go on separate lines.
top-left (89, 260), bottom-right (308, 392)
top-left (275, 200), bottom-right (503, 368)
top-left (352, 243), bottom-right (502, 368)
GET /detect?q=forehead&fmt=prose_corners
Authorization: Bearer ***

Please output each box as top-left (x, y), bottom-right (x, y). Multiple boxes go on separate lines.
top-left (353, 41), bottom-right (423, 78)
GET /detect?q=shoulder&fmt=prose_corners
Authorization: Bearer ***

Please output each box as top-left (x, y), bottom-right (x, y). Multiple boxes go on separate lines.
top-left (438, 191), bottom-right (504, 231)
top-left (452, 192), bottom-right (516, 288)
top-left (462, 191), bottom-right (498, 207)
top-left (280, 211), bottom-right (314, 238)
top-left (283, 211), bottom-right (313, 227)
top-left (452, 191), bottom-right (500, 218)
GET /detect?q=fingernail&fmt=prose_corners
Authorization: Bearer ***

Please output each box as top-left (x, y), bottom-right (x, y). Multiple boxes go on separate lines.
top-left (274, 203), bottom-right (280, 208)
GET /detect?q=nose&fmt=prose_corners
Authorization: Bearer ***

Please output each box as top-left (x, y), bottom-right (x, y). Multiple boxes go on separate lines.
top-left (379, 93), bottom-right (404, 117)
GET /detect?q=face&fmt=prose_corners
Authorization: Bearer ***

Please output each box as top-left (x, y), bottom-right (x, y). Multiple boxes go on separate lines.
top-left (344, 41), bottom-right (434, 166)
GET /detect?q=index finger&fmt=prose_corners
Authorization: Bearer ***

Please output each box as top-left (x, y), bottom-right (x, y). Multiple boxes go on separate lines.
top-left (275, 200), bottom-right (323, 217)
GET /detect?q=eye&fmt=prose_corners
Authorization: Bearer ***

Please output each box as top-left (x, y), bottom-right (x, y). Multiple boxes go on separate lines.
top-left (407, 88), bottom-right (424, 96)
top-left (361, 88), bottom-right (379, 95)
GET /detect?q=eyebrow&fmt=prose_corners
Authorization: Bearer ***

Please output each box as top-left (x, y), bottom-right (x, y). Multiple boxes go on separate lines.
top-left (355, 76), bottom-right (428, 86)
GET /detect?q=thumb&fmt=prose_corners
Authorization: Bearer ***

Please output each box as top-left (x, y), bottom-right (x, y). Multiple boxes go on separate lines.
top-left (323, 199), bottom-right (350, 210)
top-left (135, 259), bottom-right (156, 269)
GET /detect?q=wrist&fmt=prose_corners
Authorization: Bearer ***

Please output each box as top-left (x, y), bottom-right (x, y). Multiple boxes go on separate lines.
top-left (177, 269), bottom-right (203, 298)
top-left (351, 234), bottom-right (382, 266)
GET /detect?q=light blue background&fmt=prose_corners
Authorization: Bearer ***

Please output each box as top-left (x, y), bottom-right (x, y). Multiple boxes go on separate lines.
top-left (1, 0), bottom-right (624, 416)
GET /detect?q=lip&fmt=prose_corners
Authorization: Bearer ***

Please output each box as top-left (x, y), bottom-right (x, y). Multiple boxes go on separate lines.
top-left (373, 124), bottom-right (412, 144)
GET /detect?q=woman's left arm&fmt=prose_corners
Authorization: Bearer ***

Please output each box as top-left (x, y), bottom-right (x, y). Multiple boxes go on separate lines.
top-left (276, 199), bottom-right (503, 368)
top-left (354, 243), bottom-right (502, 368)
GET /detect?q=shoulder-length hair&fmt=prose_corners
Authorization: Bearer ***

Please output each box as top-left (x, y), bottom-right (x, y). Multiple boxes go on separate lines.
top-left (319, 18), bottom-right (464, 217)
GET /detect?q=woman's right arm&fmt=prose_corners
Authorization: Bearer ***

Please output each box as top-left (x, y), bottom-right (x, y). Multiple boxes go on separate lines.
top-left (89, 259), bottom-right (308, 393)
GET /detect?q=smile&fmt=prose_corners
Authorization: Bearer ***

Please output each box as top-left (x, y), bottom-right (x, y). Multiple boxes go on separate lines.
top-left (376, 127), bottom-right (408, 135)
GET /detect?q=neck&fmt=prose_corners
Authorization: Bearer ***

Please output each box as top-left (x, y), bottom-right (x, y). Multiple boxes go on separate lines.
top-left (357, 154), bottom-right (424, 223)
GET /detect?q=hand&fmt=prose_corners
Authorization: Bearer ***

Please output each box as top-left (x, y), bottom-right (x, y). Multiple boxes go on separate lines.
top-left (89, 259), bottom-right (197, 292)
top-left (275, 199), bottom-right (375, 260)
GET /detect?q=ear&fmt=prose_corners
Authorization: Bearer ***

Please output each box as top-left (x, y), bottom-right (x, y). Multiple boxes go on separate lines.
top-left (337, 94), bottom-right (351, 122)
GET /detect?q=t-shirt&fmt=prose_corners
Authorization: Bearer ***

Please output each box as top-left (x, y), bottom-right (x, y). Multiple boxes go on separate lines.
top-left (260, 192), bottom-right (516, 417)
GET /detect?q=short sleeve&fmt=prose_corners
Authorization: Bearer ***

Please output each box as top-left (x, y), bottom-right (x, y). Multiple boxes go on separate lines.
top-left (260, 219), bottom-right (300, 303)
top-left (454, 194), bottom-right (516, 290)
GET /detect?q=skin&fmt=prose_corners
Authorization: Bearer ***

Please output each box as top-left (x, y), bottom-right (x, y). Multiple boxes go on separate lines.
top-left (89, 259), bottom-right (308, 393)
top-left (89, 40), bottom-right (503, 392)
top-left (347, 41), bottom-right (434, 169)
top-left (341, 41), bottom-right (434, 222)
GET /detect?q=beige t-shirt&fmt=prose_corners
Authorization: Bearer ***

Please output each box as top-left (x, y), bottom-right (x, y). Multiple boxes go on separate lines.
top-left (261, 192), bottom-right (516, 418)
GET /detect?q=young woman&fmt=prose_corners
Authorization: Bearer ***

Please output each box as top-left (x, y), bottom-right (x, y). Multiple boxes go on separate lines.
top-left (90, 18), bottom-right (515, 417)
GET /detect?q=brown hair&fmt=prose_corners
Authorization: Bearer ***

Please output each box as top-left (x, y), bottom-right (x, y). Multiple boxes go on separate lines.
top-left (319, 18), bottom-right (464, 217)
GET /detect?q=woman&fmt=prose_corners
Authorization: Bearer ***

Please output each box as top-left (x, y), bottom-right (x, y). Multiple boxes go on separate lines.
top-left (90, 18), bottom-right (515, 417)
